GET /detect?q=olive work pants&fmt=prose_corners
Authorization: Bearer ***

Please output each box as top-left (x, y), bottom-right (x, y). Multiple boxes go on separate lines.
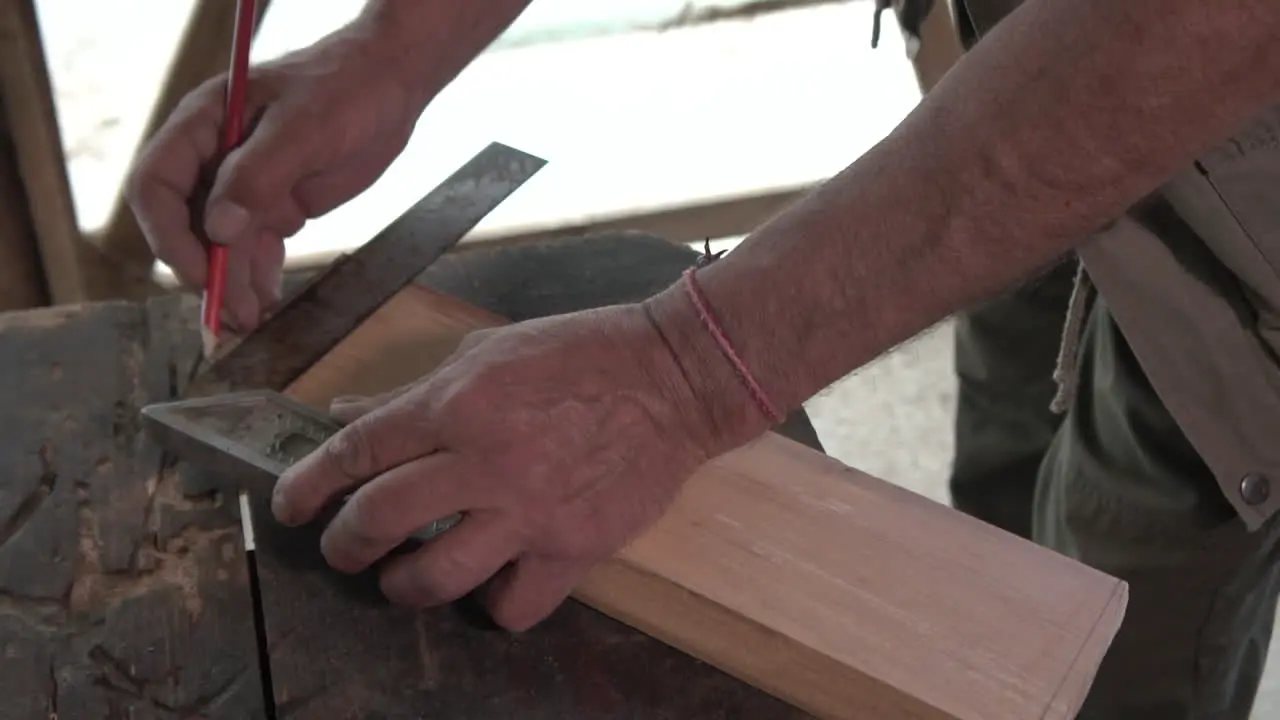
top-left (951, 258), bottom-right (1280, 719)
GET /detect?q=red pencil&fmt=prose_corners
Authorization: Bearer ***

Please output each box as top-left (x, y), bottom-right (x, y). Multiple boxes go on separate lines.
top-left (201, 0), bottom-right (258, 358)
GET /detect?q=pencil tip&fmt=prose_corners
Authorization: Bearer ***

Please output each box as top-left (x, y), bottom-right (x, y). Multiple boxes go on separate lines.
top-left (200, 326), bottom-right (220, 360)
top-left (238, 490), bottom-right (256, 552)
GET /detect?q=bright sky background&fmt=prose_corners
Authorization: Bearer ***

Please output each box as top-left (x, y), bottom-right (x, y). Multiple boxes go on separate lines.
top-left (36, 0), bottom-right (921, 270)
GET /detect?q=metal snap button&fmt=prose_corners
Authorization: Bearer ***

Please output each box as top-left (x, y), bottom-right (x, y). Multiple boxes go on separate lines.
top-left (1240, 473), bottom-right (1272, 506)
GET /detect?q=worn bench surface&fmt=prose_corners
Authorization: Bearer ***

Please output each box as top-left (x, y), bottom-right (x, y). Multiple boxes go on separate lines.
top-left (0, 234), bottom-right (822, 719)
top-left (0, 298), bottom-right (264, 719)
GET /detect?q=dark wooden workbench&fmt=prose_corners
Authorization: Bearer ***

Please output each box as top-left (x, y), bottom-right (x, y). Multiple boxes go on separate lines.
top-left (0, 233), bottom-right (822, 719)
top-left (0, 296), bottom-right (264, 718)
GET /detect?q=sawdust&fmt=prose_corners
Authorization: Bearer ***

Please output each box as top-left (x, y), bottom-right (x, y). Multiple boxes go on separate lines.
top-left (68, 503), bottom-right (101, 614)
top-left (68, 464), bottom-right (242, 621)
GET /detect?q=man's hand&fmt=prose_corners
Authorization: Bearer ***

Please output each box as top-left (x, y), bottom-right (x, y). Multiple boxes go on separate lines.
top-left (126, 0), bottom-right (535, 332)
top-left (270, 304), bottom-right (717, 630)
top-left (125, 18), bottom-right (427, 331)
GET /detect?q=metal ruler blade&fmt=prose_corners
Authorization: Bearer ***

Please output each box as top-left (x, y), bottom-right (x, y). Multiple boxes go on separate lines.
top-left (187, 141), bottom-right (545, 396)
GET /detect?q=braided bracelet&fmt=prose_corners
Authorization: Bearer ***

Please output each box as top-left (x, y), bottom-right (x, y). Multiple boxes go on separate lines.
top-left (681, 266), bottom-right (785, 426)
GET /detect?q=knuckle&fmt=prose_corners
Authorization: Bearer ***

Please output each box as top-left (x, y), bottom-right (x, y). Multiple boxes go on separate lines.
top-left (123, 149), bottom-right (169, 216)
top-left (182, 75), bottom-right (230, 112)
top-left (341, 490), bottom-right (396, 543)
top-left (548, 521), bottom-right (599, 560)
top-left (121, 160), bottom-right (149, 209)
top-left (322, 421), bottom-right (378, 481)
top-left (216, 160), bottom-right (272, 208)
top-left (427, 549), bottom-right (483, 601)
top-left (446, 380), bottom-right (488, 420)
top-left (456, 329), bottom-right (491, 354)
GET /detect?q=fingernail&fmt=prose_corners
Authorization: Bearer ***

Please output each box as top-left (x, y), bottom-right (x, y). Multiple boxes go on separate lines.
top-left (218, 308), bottom-right (241, 334)
top-left (331, 395), bottom-right (365, 407)
top-left (229, 293), bottom-right (261, 333)
top-left (205, 201), bottom-right (251, 245)
top-left (271, 482), bottom-right (296, 526)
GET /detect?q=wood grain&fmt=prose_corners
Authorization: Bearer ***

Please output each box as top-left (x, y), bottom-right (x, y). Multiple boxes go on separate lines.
top-left (0, 0), bottom-right (88, 303)
top-left (0, 96), bottom-right (50, 310)
top-left (283, 273), bottom-right (1128, 718)
top-left (904, 0), bottom-right (963, 93)
top-left (0, 297), bottom-right (264, 719)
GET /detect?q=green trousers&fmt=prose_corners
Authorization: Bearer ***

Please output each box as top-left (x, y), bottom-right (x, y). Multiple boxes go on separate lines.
top-left (951, 258), bottom-right (1280, 718)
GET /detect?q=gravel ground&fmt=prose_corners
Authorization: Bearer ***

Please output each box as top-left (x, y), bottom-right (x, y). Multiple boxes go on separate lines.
top-left (31, 0), bottom-right (1276, 714)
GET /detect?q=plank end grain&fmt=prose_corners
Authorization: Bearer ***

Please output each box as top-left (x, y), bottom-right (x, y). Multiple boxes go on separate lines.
top-left (1040, 580), bottom-right (1128, 720)
top-left (0, 298), bottom-right (265, 719)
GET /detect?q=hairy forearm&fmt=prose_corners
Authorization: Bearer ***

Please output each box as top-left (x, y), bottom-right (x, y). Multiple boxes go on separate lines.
top-left (648, 0), bottom-right (1280, 452)
top-left (357, 0), bottom-right (534, 108)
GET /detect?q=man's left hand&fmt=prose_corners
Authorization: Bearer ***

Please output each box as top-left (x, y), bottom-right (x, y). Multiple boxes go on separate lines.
top-left (270, 303), bottom-right (715, 630)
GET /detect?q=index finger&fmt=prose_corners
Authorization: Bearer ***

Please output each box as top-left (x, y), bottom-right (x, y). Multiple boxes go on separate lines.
top-left (126, 83), bottom-right (226, 290)
top-left (272, 391), bottom-right (440, 527)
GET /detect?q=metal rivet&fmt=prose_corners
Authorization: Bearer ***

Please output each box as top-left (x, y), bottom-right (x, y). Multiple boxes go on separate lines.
top-left (1240, 473), bottom-right (1272, 506)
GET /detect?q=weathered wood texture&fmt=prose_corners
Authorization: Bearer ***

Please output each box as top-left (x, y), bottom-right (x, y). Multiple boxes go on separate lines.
top-left (0, 98), bottom-right (50, 310)
top-left (283, 234), bottom-right (1128, 720)
top-left (0, 297), bottom-right (264, 719)
top-left (251, 516), bottom-right (813, 719)
top-left (0, 0), bottom-right (163, 303)
top-left (0, 0), bottom-right (90, 303)
top-left (264, 234), bottom-right (822, 718)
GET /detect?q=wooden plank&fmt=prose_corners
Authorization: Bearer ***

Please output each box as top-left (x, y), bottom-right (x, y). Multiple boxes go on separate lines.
top-left (250, 235), bottom-right (820, 718)
top-left (0, 296), bottom-right (264, 718)
top-left (279, 236), bottom-right (1128, 719)
top-left (0, 0), bottom-right (90, 303)
top-left (0, 96), bottom-right (50, 310)
top-left (96, 0), bottom-right (271, 286)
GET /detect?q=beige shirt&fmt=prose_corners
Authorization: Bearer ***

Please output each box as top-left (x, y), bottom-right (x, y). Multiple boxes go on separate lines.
top-left (956, 0), bottom-right (1280, 529)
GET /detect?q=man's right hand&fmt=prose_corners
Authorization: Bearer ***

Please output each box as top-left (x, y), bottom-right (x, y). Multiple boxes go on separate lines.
top-left (126, 17), bottom-right (430, 331)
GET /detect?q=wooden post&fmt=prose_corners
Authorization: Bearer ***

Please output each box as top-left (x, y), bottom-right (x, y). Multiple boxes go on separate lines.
top-left (0, 0), bottom-right (91, 304)
top-left (0, 98), bottom-right (51, 311)
top-left (899, 0), bottom-right (965, 94)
